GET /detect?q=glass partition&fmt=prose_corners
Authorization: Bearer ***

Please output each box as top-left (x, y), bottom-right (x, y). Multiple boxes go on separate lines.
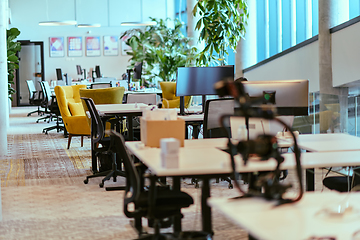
top-left (293, 92), bottom-right (349, 134)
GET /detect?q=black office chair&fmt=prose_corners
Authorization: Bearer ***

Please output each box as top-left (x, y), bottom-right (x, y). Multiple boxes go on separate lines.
top-left (200, 98), bottom-right (235, 189)
top-left (108, 130), bottom-right (195, 239)
top-left (40, 81), bottom-right (65, 134)
top-left (81, 97), bottom-right (126, 189)
top-left (26, 80), bottom-right (44, 116)
top-left (36, 81), bottom-right (56, 123)
top-left (323, 167), bottom-right (360, 192)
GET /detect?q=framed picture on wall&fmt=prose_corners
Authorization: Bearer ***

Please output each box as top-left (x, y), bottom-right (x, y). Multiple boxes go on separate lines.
top-left (85, 36), bottom-right (101, 56)
top-left (49, 37), bottom-right (64, 57)
top-left (68, 36), bottom-right (82, 57)
top-left (103, 36), bottom-right (119, 56)
top-left (121, 36), bottom-right (132, 56)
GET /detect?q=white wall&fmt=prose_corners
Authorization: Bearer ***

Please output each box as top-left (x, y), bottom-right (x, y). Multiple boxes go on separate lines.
top-left (332, 22), bottom-right (360, 87)
top-left (9, 0), bottom-right (172, 82)
top-left (244, 41), bottom-right (320, 92)
top-left (244, 20), bottom-right (360, 93)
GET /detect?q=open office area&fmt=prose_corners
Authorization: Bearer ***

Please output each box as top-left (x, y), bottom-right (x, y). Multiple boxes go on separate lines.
top-left (3, 0), bottom-right (360, 240)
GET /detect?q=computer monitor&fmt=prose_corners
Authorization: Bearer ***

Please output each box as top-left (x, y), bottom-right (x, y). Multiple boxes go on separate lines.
top-left (176, 65), bottom-right (235, 114)
top-left (95, 65), bottom-right (101, 78)
top-left (56, 68), bottom-right (63, 81)
top-left (242, 79), bottom-right (309, 116)
top-left (76, 65), bottom-right (82, 75)
top-left (133, 62), bottom-right (142, 80)
top-left (176, 66), bottom-right (234, 96)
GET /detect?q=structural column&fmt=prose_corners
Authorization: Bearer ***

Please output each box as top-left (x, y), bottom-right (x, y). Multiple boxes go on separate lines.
top-left (0, 0), bottom-right (8, 153)
top-left (0, 0), bottom-right (9, 222)
top-left (318, 0), bottom-right (348, 133)
top-left (237, 0), bottom-right (257, 79)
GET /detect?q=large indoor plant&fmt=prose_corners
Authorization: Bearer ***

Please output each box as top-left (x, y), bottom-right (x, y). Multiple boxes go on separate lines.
top-left (7, 27), bottom-right (21, 100)
top-left (193, 0), bottom-right (248, 66)
top-left (120, 18), bottom-right (197, 83)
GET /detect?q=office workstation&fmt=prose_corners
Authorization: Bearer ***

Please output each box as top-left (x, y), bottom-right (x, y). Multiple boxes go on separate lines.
top-left (5, 1), bottom-right (360, 240)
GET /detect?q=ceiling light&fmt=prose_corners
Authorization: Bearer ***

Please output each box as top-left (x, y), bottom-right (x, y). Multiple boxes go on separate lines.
top-left (120, 21), bottom-right (156, 26)
top-left (77, 23), bottom-right (101, 28)
top-left (39, 20), bottom-right (77, 26)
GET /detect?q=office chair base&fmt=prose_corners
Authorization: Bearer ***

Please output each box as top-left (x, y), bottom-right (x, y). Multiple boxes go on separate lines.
top-left (100, 169), bottom-right (126, 188)
top-left (27, 108), bottom-right (45, 117)
top-left (43, 125), bottom-right (65, 134)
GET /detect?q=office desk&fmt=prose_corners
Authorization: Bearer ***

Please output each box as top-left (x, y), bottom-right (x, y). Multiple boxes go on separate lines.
top-left (178, 114), bottom-right (204, 139)
top-left (279, 133), bottom-right (360, 152)
top-left (281, 133), bottom-right (360, 191)
top-left (209, 192), bottom-right (360, 240)
top-left (125, 89), bottom-right (162, 95)
top-left (125, 137), bottom-right (360, 235)
top-left (97, 103), bottom-right (204, 140)
top-left (96, 103), bottom-right (147, 141)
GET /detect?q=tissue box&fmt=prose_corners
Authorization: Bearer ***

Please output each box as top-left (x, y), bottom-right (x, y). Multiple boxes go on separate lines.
top-left (161, 152), bottom-right (179, 168)
top-left (140, 118), bottom-right (185, 147)
top-left (160, 138), bottom-right (180, 154)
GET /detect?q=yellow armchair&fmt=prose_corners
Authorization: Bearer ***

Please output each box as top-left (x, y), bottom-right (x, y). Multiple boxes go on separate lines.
top-left (160, 82), bottom-right (192, 108)
top-left (79, 87), bottom-right (125, 129)
top-left (79, 87), bottom-right (125, 105)
top-left (54, 85), bottom-right (90, 149)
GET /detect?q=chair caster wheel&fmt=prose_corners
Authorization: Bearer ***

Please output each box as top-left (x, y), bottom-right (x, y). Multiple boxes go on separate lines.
top-left (228, 184), bottom-right (233, 189)
top-left (84, 179), bottom-right (88, 184)
top-left (99, 183), bottom-right (104, 188)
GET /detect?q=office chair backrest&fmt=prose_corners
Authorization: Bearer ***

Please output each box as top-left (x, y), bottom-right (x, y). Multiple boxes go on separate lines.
top-left (109, 130), bottom-right (141, 218)
top-left (26, 80), bottom-right (36, 98)
top-left (40, 81), bottom-right (52, 105)
top-left (127, 93), bottom-right (157, 105)
top-left (90, 83), bottom-right (112, 89)
top-left (203, 98), bottom-right (235, 138)
top-left (81, 97), bottom-right (105, 144)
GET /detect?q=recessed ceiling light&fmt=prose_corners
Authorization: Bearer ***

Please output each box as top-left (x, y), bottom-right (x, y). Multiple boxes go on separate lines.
top-left (77, 23), bottom-right (101, 28)
top-left (120, 21), bottom-right (156, 26)
top-left (39, 20), bottom-right (77, 26)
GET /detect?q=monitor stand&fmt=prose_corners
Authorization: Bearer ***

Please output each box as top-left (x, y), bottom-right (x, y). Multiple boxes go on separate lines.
top-left (64, 73), bottom-right (69, 86)
top-left (179, 96), bottom-right (185, 115)
top-left (201, 95), bottom-right (206, 113)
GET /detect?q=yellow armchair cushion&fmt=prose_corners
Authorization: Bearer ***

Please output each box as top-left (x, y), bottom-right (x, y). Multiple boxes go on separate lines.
top-left (68, 102), bottom-right (85, 116)
top-left (63, 115), bottom-right (91, 135)
top-left (54, 85), bottom-right (90, 135)
top-left (159, 82), bottom-right (192, 108)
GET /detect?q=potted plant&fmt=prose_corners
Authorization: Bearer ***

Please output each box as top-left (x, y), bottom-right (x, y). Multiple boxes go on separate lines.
top-left (193, 0), bottom-right (248, 66)
top-left (7, 27), bottom-right (21, 101)
top-left (120, 18), bottom-right (197, 84)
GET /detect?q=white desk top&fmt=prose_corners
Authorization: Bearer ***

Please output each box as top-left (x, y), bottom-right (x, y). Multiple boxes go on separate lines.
top-left (125, 89), bottom-right (162, 95)
top-left (125, 138), bottom-right (360, 177)
top-left (178, 113), bottom-right (204, 122)
top-left (280, 133), bottom-right (360, 152)
top-left (96, 103), bottom-right (148, 114)
top-left (209, 192), bottom-right (360, 240)
top-left (96, 103), bottom-right (203, 122)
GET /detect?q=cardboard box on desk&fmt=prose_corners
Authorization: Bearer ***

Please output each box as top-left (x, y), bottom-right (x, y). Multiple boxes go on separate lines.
top-left (140, 117), bottom-right (185, 147)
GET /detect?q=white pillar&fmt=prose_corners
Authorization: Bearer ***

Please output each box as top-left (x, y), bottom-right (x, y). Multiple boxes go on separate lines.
top-left (0, 0), bottom-right (8, 221)
top-left (318, 0), bottom-right (348, 133)
top-left (237, 0), bottom-right (257, 78)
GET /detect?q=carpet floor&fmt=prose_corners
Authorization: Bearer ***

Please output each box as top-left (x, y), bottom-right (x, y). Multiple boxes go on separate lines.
top-left (0, 107), bottom-right (333, 240)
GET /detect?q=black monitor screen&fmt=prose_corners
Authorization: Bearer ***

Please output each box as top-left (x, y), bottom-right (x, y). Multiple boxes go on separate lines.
top-left (95, 65), bottom-right (101, 78)
top-left (56, 68), bottom-right (63, 81)
top-left (176, 66), bottom-right (234, 96)
top-left (76, 65), bottom-right (82, 75)
top-left (133, 62), bottom-right (142, 80)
